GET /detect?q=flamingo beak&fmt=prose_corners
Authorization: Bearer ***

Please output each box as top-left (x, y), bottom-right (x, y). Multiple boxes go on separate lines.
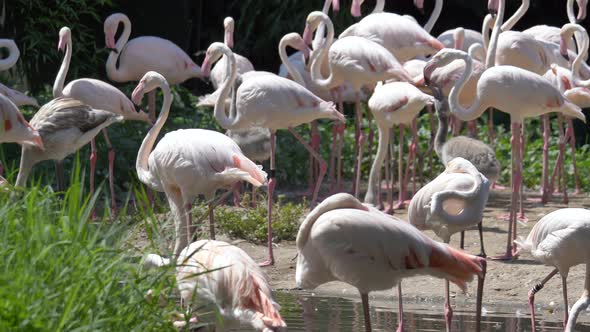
top-left (58, 36), bottom-right (66, 52)
top-left (302, 24), bottom-right (313, 46)
top-left (332, 0), bottom-right (340, 13)
top-left (132, 82), bottom-right (145, 106)
top-left (105, 32), bottom-right (118, 53)
top-left (351, 0), bottom-right (362, 17)
top-left (560, 39), bottom-right (570, 61)
top-left (488, 0), bottom-right (499, 15)
top-left (201, 55), bottom-right (211, 77)
top-left (578, 4), bottom-right (587, 21)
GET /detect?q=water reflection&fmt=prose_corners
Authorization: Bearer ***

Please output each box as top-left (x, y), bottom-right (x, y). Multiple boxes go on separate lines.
top-left (224, 291), bottom-right (586, 331)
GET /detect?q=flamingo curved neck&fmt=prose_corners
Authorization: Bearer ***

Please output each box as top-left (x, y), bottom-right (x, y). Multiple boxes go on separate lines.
top-left (482, 14), bottom-right (496, 52)
top-left (423, 0), bottom-right (443, 33)
top-left (449, 52), bottom-right (484, 121)
top-left (486, 0), bottom-right (505, 68)
top-left (501, 0), bottom-right (529, 31)
top-left (572, 28), bottom-right (590, 85)
top-left (106, 15), bottom-right (132, 82)
top-left (213, 45), bottom-right (239, 129)
top-left (53, 35), bottom-right (72, 98)
top-left (136, 80), bottom-right (172, 187)
top-left (310, 15), bottom-right (337, 89)
top-left (0, 40), bottom-right (19, 71)
top-left (372, 0), bottom-right (385, 14)
top-left (278, 38), bottom-right (306, 87)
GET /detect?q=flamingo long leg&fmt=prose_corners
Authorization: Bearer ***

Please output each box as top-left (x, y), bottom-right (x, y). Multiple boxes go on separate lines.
top-left (394, 124), bottom-right (406, 209)
top-left (528, 268), bottom-right (559, 331)
top-left (562, 274), bottom-right (569, 329)
top-left (289, 128), bottom-right (327, 205)
top-left (518, 125), bottom-right (528, 222)
top-left (260, 130), bottom-right (276, 267)
top-left (354, 99), bottom-right (366, 199)
top-left (550, 114), bottom-right (567, 201)
top-left (475, 259), bottom-right (487, 332)
top-left (396, 283), bottom-right (404, 332)
top-left (541, 115), bottom-right (551, 204)
top-left (444, 278), bottom-right (453, 332)
top-left (477, 221), bottom-right (486, 257)
top-left (566, 118), bottom-right (581, 194)
top-left (360, 292), bottom-right (372, 332)
top-left (385, 127), bottom-right (396, 214)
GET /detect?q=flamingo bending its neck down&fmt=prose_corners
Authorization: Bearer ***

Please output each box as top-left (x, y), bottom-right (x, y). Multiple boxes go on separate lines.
top-left (423, 0), bottom-right (585, 260)
top-left (144, 240), bottom-right (286, 331)
top-left (201, 42), bottom-right (344, 266)
top-left (54, 26), bottom-right (149, 215)
top-left (408, 157), bottom-right (490, 331)
top-left (364, 81), bottom-right (436, 211)
top-left (0, 39), bottom-right (38, 107)
top-left (104, 13), bottom-right (202, 123)
top-left (514, 208), bottom-right (590, 331)
top-left (132, 71), bottom-right (266, 258)
top-left (296, 192), bottom-right (486, 332)
top-left (15, 98), bottom-right (123, 191)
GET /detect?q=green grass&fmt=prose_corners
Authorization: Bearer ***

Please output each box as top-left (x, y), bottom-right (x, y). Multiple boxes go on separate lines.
top-left (0, 162), bottom-right (182, 332)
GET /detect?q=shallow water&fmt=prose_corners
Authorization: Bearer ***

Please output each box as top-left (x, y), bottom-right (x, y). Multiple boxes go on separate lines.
top-left (225, 291), bottom-right (584, 331)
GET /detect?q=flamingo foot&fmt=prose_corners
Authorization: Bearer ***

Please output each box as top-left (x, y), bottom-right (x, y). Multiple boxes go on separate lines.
top-left (517, 214), bottom-right (529, 224)
top-left (393, 200), bottom-right (406, 210)
top-left (259, 259), bottom-right (275, 267)
top-left (489, 249), bottom-right (519, 261)
top-left (491, 183), bottom-right (507, 190)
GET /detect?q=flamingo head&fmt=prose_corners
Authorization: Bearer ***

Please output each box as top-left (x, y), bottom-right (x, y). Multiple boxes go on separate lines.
top-left (487, 0), bottom-right (499, 16)
top-left (332, 0), bottom-right (340, 13)
top-left (285, 33), bottom-right (311, 59)
top-left (423, 48), bottom-right (465, 84)
top-left (577, 0), bottom-right (588, 21)
top-left (350, 0), bottom-right (362, 17)
top-left (223, 17), bottom-right (235, 49)
top-left (132, 71), bottom-right (167, 106)
top-left (201, 42), bottom-right (227, 77)
top-left (103, 13), bottom-right (124, 52)
top-left (58, 27), bottom-right (71, 52)
top-left (303, 11), bottom-right (329, 46)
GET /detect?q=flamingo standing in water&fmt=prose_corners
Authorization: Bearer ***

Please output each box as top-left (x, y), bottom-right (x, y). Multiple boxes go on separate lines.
top-left (54, 26), bottom-right (150, 215)
top-left (408, 157), bottom-right (490, 331)
top-left (104, 12), bottom-right (203, 123)
top-left (0, 39), bottom-right (38, 108)
top-left (201, 42), bottom-right (344, 266)
top-left (514, 208), bottom-right (590, 332)
top-left (296, 192), bottom-right (486, 332)
top-left (364, 81), bottom-right (436, 211)
top-left (304, 11), bottom-right (414, 199)
top-left (423, 0), bottom-right (585, 260)
top-left (131, 71), bottom-right (266, 258)
top-left (144, 240), bottom-right (286, 331)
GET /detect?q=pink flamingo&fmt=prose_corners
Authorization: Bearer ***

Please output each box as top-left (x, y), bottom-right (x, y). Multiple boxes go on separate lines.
top-left (296, 192), bottom-right (486, 332)
top-left (201, 42), bottom-right (345, 266)
top-left (409, 157), bottom-right (490, 331)
top-left (210, 16), bottom-right (254, 90)
top-left (104, 13), bottom-right (203, 123)
top-left (423, 0), bottom-right (585, 260)
top-left (0, 39), bottom-right (38, 107)
top-left (514, 208), bottom-right (590, 331)
top-left (15, 98), bottom-right (122, 191)
top-left (131, 71), bottom-right (267, 257)
top-left (144, 240), bottom-right (286, 331)
top-left (364, 81), bottom-right (436, 211)
top-left (54, 26), bottom-right (150, 215)
top-left (304, 11), bottom-right (413, 199)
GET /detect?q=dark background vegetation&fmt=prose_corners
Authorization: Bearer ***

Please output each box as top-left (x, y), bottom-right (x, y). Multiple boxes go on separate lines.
top-left (0, 0), bottom-right (589, 195)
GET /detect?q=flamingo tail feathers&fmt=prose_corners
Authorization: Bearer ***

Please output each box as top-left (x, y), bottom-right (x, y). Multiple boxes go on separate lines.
top-left (224, 155), bottom-right (268, 187)
top-left (429, 243), bottom-right (484, 292)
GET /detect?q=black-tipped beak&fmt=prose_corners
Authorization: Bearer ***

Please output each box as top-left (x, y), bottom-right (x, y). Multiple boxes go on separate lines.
top-left (561, 52), bottom-right (570, 61)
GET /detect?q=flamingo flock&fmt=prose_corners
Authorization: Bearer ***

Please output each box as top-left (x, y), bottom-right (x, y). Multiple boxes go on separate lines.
top-left (2, 0), bottom-right (590, 330)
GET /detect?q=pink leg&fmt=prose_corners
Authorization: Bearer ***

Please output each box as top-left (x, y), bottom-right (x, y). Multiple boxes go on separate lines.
top-left (360, 292), bottom-right (372, 332)
top-left (101, 129), bottom-right (118, 216)
top-left (566, 118), bottom-right (581, 194)
top-left (491, 121), bottom-right (520, 260)
top-left (518, 126), bottom-right (528, 222)
top-left (475, 258), bottom-right (486, 332)
top-left (396, 283), bottom-right (405, 332)
top-left (289, 127), bottom-right (327, 205)
top-left (528, 268), bottom-right (558, 332)
top-left (260, 131), bottom-right (277, 267)
top-left (444, 279), bottom-right (453, 332)
top-left (562, 274), bottom-right (569, 329)
top-left (541, 115), bottom-right (551, 204)
top-left (394, 124), bottom-right (406, 209)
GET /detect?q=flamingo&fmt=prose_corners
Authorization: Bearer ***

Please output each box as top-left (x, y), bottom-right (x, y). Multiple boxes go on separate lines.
top-left (514, 208), bottom-right (590, 331)
top-left (15, 98), bottom-right (122, 190)
top-left (296, 192), bottom-right (486, 332)
top-left (131, 71), bottom-right (266, 257)
top-left (144, 240), bottom-right (286, 331)
top-left (423, 0), bottom-right (586, 260)
top-left (210, 17), bottom-right (254, 90)
top-left (104, 12), bottom-right (202, 123)
top-left (53, 26), bottom-right (150, 215)
top-left (304, 11), bottom-right (413, 198)
top-left (364, 81), bottom-right (436, 211)
top-left (0, 94), bottom-right (43, 149)
top-left (0, 39), bottom-right (38, 107)
top-left (408, 157), bottom-right (490, 331)
top-left (200, 42), bottom-right (345, 266)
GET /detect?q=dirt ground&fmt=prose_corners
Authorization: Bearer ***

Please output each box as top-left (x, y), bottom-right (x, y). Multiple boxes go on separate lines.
top-left (134, 186), bottom-right (590, 323)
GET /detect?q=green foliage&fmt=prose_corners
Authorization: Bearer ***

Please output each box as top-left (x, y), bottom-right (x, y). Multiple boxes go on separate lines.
top-left (5, 0), bottom-right (114, 92)
top-left (0, 161), bottom-right (186, 331)
top-left (213, 193), bottom-right (306, 244)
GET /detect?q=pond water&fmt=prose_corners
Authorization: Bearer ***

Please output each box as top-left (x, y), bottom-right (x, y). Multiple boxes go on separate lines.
top-left (221, 291), bottom-right (586, 331)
